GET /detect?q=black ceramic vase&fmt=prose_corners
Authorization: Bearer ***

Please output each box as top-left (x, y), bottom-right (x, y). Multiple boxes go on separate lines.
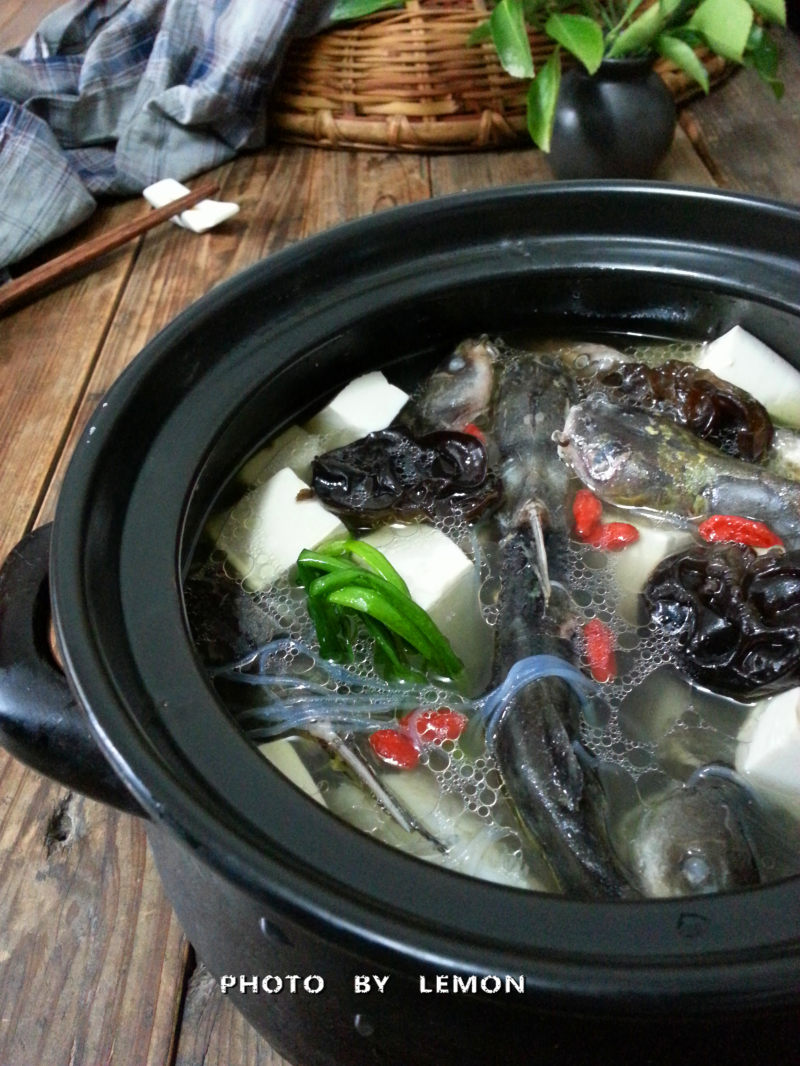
top-left (549, 56), bottom-right (677, 179)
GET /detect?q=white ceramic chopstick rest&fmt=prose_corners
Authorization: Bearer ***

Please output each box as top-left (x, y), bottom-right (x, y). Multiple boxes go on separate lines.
top-left (142, 178), bottom-right (239, 233)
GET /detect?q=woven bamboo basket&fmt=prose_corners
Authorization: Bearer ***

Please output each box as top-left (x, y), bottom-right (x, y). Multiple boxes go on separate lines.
top-left (270, 0), bottom-right (732, 152)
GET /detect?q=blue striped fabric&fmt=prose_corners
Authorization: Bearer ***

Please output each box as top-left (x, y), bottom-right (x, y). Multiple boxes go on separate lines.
top-left (1, 0), bottom-right (334, 269)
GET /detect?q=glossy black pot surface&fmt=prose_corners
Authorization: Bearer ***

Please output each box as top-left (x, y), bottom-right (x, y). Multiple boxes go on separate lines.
top-left (1, 184), bottom-right (800, 1066)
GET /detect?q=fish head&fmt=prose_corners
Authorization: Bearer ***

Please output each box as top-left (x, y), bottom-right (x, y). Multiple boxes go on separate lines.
top-left (628, 772), bottom-right (760, 898)
top-left (414, 337), bottom-right (496, 431)
top-left (555, 394), bottom-right (666, 507)
top-left (558, 341), bottom-right (630, 378)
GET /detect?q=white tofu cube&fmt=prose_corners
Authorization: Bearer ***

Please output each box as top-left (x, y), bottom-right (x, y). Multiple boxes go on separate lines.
top-left (362, 524), bottom-right (492, 694)
top-left (606, 515), bottom-right (693, 623)
top-left (736, 689), bottom-right (800, 811)
top-left (696, 326), bottom-right (800, 428)
top-left (238, 425), bottom-right (321, 486)
top-left (304, 371), bottom-right (409, 448)
top-left (214, 468), bottom-right (345, 590)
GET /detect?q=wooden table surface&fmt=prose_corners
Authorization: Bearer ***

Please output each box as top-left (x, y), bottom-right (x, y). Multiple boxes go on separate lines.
top-left (1, 4), bottom-right (799, 1063)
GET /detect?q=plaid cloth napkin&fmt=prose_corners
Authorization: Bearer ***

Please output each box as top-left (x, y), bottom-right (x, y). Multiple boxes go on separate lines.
top-left (0, 0), bottom-right (333, 270)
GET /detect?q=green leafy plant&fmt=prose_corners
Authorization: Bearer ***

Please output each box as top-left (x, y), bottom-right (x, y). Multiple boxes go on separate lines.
top-left (331, 0), bottom-right (786, 151)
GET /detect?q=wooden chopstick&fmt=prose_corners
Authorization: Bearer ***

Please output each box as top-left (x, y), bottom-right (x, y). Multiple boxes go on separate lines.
top-left (0, 178), bottom-right (221, 317)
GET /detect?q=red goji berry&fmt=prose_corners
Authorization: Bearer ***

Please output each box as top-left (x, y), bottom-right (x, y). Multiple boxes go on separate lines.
top-left (572, 488), bottom-right (603, 539)
top-left (368, 728), bottom-right (420, 769)
top-left (585, 521), bottom-right (640, 551)
top-left (462, 422), bottom-right (486, 445)
top-left (698, 514), bottom-right (783, 549)
top-left (582, 619), bottom-right (617, 683)
top-left (400, 708), bottom-right (468, 744)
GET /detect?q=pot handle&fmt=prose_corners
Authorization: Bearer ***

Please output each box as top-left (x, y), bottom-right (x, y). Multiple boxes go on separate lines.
top-left (0, 524), bottom-right (145, 817)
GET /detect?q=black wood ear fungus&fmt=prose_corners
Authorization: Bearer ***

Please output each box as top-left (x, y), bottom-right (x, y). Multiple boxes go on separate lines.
top-left (644, 542), bottom-right (800, 699)
top-left (584, 359), bottom-right (774, 462)
top-left (310, 427), bottom-right (502, 528)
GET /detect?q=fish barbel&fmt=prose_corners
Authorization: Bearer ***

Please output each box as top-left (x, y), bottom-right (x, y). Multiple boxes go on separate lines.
top-left (409, 338), bottom-right (578, 596)
top-left (557, 393), bottom-right (800, 545)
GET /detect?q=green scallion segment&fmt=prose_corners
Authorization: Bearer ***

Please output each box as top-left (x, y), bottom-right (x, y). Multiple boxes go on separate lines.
top-left (294, 540), bottom-right (463, 682)
top-left (339, 538), bottom-right (410, 594)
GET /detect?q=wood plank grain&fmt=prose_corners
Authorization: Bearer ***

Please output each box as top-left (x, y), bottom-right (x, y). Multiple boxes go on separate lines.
top-left (0, 0), bottom-right (60, 51)
top-left (428, 122), bottom-right (714, 197)
top-left (430, 145), bottom-right (552, 196)
top-left (0, 180), bottom-right (220, 317)
top-left (657, 122), bottom-right (717, 186)
top-left (0, 761), bottom-right (186, 1066)
top-left (0, 160), bottom-right (241, 1066)
top-left (0, 196), bottom-right (146, 560)
top-left (300, 149), bottom-right (431, 236)
top-left (33, 158), bottom-right (243, 525)
top-left (680, 29), bottom-right (800, 203)
top-left (174, 964), bottom-right (291, 1066)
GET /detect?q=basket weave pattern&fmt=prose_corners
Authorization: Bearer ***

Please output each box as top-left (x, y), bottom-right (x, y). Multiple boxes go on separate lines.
top-left (270, 0), bottom-right (731, 152)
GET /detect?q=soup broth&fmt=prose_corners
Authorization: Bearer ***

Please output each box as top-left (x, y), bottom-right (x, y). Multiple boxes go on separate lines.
top-left (185, 332), bottom-right (800, 900)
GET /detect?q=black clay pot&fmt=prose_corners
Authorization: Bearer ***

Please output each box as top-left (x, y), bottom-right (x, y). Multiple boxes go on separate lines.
top-left (550, 57), bottom-right (677, 179)
top-left (1, 185), bottom-right (800, 1066)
